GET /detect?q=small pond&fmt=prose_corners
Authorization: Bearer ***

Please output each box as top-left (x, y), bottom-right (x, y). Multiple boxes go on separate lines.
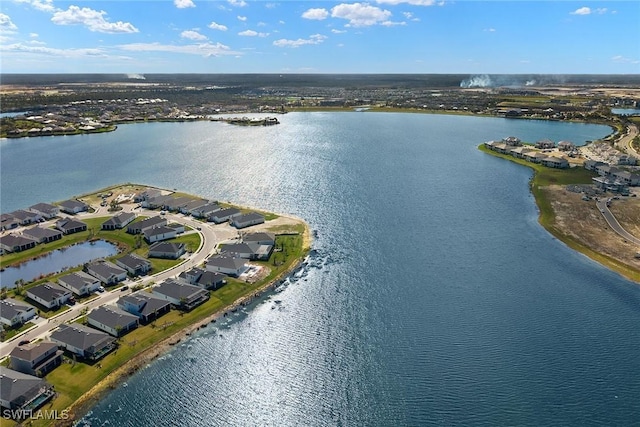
top-left (0, 240), bottom-right (118, 287)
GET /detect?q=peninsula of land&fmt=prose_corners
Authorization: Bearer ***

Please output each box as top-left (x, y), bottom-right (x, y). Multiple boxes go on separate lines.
top-left (0, 184), bottom-right (311, 426)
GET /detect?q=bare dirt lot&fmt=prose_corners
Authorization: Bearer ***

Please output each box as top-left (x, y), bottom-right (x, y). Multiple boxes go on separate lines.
top-left (544, 185), bottom-right (640, 277)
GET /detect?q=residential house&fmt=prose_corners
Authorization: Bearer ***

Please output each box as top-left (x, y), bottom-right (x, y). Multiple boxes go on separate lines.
top-left (523, 151), bottom-right (548, 164)
top-left (178, 267), bottom-right (205, 285)
top-left (87, 306), bottom-right (139, 337)
top-left (231, 212), bottom-right (265, 229)
top-left (26, 282), bottom-right (71, 309)
top-left (9, 342), bottom-right (63, 377)
top-left (142, 194), bottom-right (173, 209)
top-left (28, 203), bottom-right (59, 219)
top-left (152, 279), bottom-right (209, 311)
top-left (584, 160), bottom-right (607, 171)
top-left (116, 291), bottom-right (171, 324)
top-left (115, 253), bottom-right (152, 276)
top-left (0, 299), bottom-right (37, 328)
top-left (127, 216), bottom-right (167, 234)
top-left (191, 202), bottom-right (221, 219)
top-left (22, 226), bottom-right (63, 244)
top-left (0, 367), bottom-right (56, 413)
top-left (503, 136), bottom-right (522, 146)
top-left (148, 241), bottom-right (186, 259)
top-left (167, 223), bottom-right (185, 234)
top-left (0, 234), bottom-right (37, 254)
top-left (535, 139), bottom-right (555, 149)
top-left (55, 218), bottom-right (87, 235)
top-left (612, 170), bottom-right (640, 186)
top-left (196, 271), bottom-right (226, 290)
top-left (10, 210), bottom-right (42, 226)
top-left (209, 208), bottom-right (242, 224)
top-left (49, 323), bottom-right (116, 361)
top-left (595, 165), bottom-right (621, 177)
top-left (133, 188), bottom-right (162, 203)
top-left (1, 213), bottom-right (19, 231)
top-left (85, 260), bottom-right (128, 285)
top-left (58, 271), bottom-right (101, 296)
top-left (541, 157), bottom-right (569, 169)
top-left (508, 146), bottom-right (532, 159)
top-left (219, 242), bottom-right (273, 261)
top-left (101, 212), bottom-right (136, 230)
top-left (58, 199), bottom-right (89, 214)
top-left (143, 225), bottom-right (177, 243)
top-left (163, 196), bottom-right (196, 212)
top-left (243, 232), bottom-right (276, 246)
top-left (180, 199), bottom-right (208, 215)
top-left (205, 255), bottom-right (248, 277)
top-left (557, 140), bottom-right (575, 151)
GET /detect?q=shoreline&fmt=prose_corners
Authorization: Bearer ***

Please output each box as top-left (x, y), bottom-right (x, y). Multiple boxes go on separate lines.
top-left (478, 144), bottom-right (640, 284)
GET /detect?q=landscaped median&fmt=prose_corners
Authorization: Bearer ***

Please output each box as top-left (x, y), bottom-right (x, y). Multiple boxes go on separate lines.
top-left (478, 143), bottom-right (640, 284)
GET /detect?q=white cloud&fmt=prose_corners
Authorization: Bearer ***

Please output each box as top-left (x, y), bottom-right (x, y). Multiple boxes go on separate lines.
top-left (273, 34), bottom-right (327, 48)
top-left (2, 42), bottom-right (106, 57)
top-left (52, 6), bottom-right (139, 34)
top-left (238, 16), bottom-right (247, 21)
top-left (0, 13), bottom-right (18, 32)
top-left (331, 3), bottom-right (392, 27)
top-left (612, 55), bottom-right (639, 64)
top-left (228, 0), bottom-right (247, 7)
top-left (174, 0), bottom-right (196, 9)
top-left (381, 20), bottom-right (406, 27)
top-left (30, 32), bottom-right (39, 38)
top-left (208, 21), bottom-right (228, 31)
top-left (376, 0), bottom-right (436, 5)
top-left (119, 42), bottom-right (240, 57)
top-left (570, 7), bottom-right (591, 15)
top-left (14, 0), bottom-right (55, 13)
top-left (238, 29), bottom-right (268, 37)
top-left (181, 30), bottom-right (207, 40)
top-left (302, 8), bottom-right (329, 20)
top-left (484, 28), bottom-right (496, 32)
top-left (331, 29), bottom-right (347, 34)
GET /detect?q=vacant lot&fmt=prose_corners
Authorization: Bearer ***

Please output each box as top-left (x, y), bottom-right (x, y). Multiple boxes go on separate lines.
top-left (544, 185), bottom-right (640, 281)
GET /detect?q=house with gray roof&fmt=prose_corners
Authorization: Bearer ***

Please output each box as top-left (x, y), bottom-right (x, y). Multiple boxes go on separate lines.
top-left (196, 271), bottom-right (226, 290)
top-left (180, 199), bottom-right (208, 215)
top-left (127, 216), bottom-right (167, 234)
top-left (178, 267), bottom-right (205, 285)
top-left (55, 218), bottom-right (87, 235)
top-left (26, 282), bottom-right (71, 309)
top-left (541, 157), bottom-right (569, 169)
top-left (0, 299), bottom-right (37, 328)
top-left (0, 234), bottom-right (37, 254)
top-left (58, 271), bottom-right (101, 296)
top-left (9, 342), bottom-right (63, 377)
top-left (29, 203), bottom-right (59, 219)
top-left (1, 213), bottom-right (20, 231)
top-left (117, 291), bottom-right (171, 324)
top-left (0, 367), bottom-right (56, 413)
top-left (191, 202), bottom-right (221, 219)
top-left (87, 305), bottom-right (139, 337)
top-left (152, 280), bottom-right (209, 311)
top-left (115, 253), bottom-right (152, 276)
top-left (148, 241), bottom-right (186, 259)
top-left (142, 194), bottom-right (173, 209)
top-left (22, 226), bottom-right (63, 244)
top-left (243, 232), bottom-right (276, 246)
top-left (231, 212), bottom-right (265, 229)
top-left (58, 199), bottom-right (89, 214)
top-left (49, 323), bottom-right (116, 361)
top-left (85, 260), bottom-right (128, 285)
top-left (143, 225), bottom-right (177, 243)
top-left (219, 242), bottom-right (273, 261)
top-left (205, 255), bottom-right (248, 277)
top-left (10, 210), bottom-right (42, 226)
top-left (209, 208), bottom-right (242, 224)
top-left (101, 212), bottom-right (136, 230)
top-left (134, 188), bottom-right (162, 203)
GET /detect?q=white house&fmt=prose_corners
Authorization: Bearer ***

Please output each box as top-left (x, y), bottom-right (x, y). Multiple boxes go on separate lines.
top-left (205, 255), bottom-right (248, 277)
top-left (0, 299), bottom-right (37, 327)
top-left (26, 282), bottom-right (71, 309)
top-left (58, 271), bottom-right (101, 296)
top-left (87, 306), bottom-right (139, 337)
top-left (85, 260), bottom-right (128, 285)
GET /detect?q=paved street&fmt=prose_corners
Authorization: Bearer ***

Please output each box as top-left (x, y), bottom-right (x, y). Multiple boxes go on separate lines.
top-left (596, 199), bottom-right (640, 246)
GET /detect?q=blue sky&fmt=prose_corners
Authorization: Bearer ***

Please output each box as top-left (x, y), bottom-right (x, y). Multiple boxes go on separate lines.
top-left (1, 0), bottom-right (638, 74)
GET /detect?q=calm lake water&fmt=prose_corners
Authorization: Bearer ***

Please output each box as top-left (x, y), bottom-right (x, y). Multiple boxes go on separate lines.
top-left (0, 240), bottom-right (118, 287)
top-left (2, 112), bottom-right (639, 426)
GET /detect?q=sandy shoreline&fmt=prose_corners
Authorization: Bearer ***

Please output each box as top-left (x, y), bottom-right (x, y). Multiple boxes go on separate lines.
top-left (53, 217), bottom-right (311, 426)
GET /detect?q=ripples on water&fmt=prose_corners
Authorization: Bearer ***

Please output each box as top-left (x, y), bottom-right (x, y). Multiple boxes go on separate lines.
top-left (3, 113), bottom-right (639, 426)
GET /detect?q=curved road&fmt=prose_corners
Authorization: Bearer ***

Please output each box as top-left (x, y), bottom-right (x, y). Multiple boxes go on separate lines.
top-left (596, 199), bottom-right (640, 246)
top-left (0, 204), bottom-right (239, 359)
